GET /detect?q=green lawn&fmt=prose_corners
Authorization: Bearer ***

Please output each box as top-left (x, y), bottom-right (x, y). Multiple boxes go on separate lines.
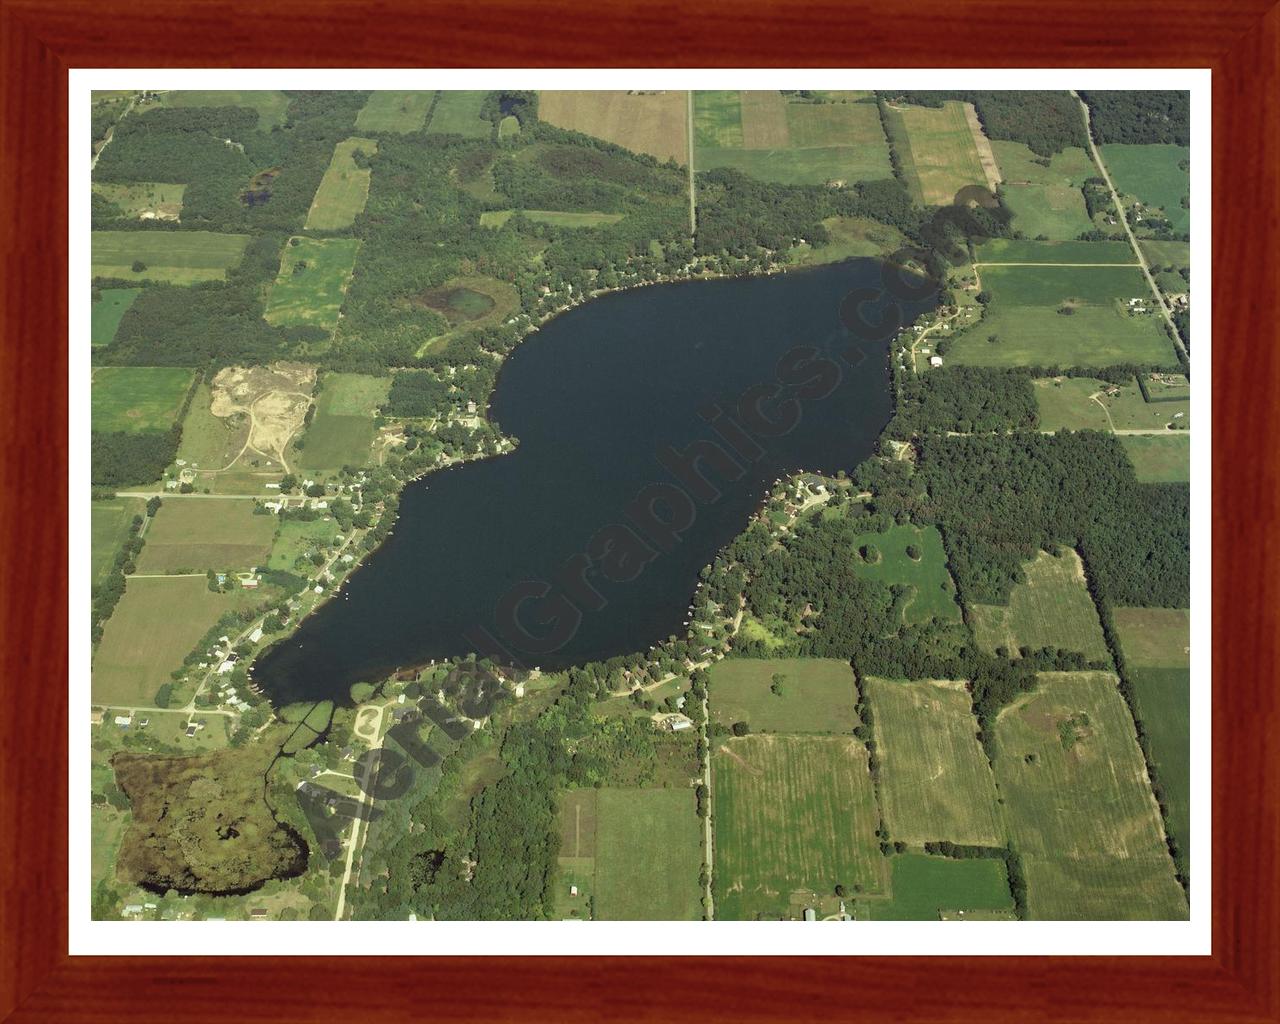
top-left (264, 237), bottom-right (361, 331)
top-left (355, 91), bottom-right (433, 133)
top-left (708, 658), bottom-right (857, 733)
top-left (867, 854), bottom-right (1014, 920)
top-left (970, 549), bottom-right (1111, 663)
top-left (91, 288), bottom-right (140, 347)
top-left (975, 239), bottom-right (1135, 264)
top-left (426, 91), bottom-right (491, 138)
top-left (1114, 607), bottom-right (1191, 878)
top-left (92, 231), bottom-right (250, 284)
top-left (304, 138), bottom-right (377, 231)
top-left (848, 523), bottom-right (961, 624)
top-left (1002, 183), bottom-right (1095, 240)
top-left (134, 499), bottom-right (276, 574)
top-left (713, 734), bottom-right (886, 920)
top-left (951, 264), bottom-right (1177, 368)
top-left (268, 518), bottom-right (341, 572)
top-left (866, 678), bottom-right (1004, 846)
top-left (479, 209), bottom-right (625, 229)
top-left (1101, 144), bottom-right (1191, 237)
top-left (157, 90), bottom-right (291, 128)
top-left (593, 788), bottom-right (703, 920)
top-left (993, 672), bottom-right (1187, 920)
top-left (92, 367), bottom-right (194, 432)
top-left (91, 498), bottom-right (144, 587)
top-left (1121, 435), bottom-right (1191, 482)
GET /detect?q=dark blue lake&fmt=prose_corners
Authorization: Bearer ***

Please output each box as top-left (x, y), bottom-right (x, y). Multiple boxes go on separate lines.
top-left (254, 259), bottom-right (938, 704)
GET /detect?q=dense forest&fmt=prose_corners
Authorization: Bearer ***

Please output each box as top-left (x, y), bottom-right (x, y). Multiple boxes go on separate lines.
top-left (888, 366), bottom-right (1039, 436)
top-left (878, 91), bottom-right (1089, 156)
top-left (1079, 91), bottom-right (1191, 146)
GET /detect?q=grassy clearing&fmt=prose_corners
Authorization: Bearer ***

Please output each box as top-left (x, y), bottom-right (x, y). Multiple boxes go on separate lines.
top-left (951, 264), bottom-right (1177, 368)
top-left (1139, 240), bottom-right (1190, 270)
top-left (866, 678), bottom-right (1004, 846)
top-left (554, 789), bottom-right (597, 919)
top-left (355, 91), bottom-right (433, 133)
top-left (708, 658), bottom-right (857, 733)
top-left (479, 209), bottom-right (625, 229)
top-left (1101, 144), bottom-right (1191, 236)
top-left (884, 101), bottom-right (987, 205)
top-left (787, 216), bottom-right (908, 266)
top-left (426, 91), bottom-right (491, 138)
top-left (304, 138), bottom-right (377, 231)
top-left (1001, 184), bottom-right (1095, 240)
top-left (539, 90), bottom-right (688, 164)
top-left (267, 518), bottom-right (340, 572)
top-left (156, 90), bottom-right (291, 128)
top-left (970, 549), bottom-right (1110, 662)
top-left (713, 734), bottom-right (886, 920)
top-left (295, 373), bottom-right (389, 472)
top-left (92, 231), bottom-right (250, 284)
top-left (92, 366), bottom-right (193, 433)
top-left (849, 523), bottom-right (961, 624)
top-left (92, 577), bottom-right (242, 706)
top-left (264, 237), bottom-right (361, 331)
top-left (1121, 435), bottom-right (1190, 482)
top-left (1034, 377), bottom-right (1190, 432)
top-left (990, 142), bottom-right (1095, 187)
top-left (91, 288), bottom-right (141, 347)
top-left (594, 788), bottom-right (703, 920)
top-left (993, 672), bottom-right (1186, 919)
top-left (91, 498), bottom-right (144, 587)
top-left (867, 854), bottom-right (1014, 920)
top-left (1113, 607), bottom-right (1190, 871)
top-left (93, 182), bottom-right (185, 220)
top-left (134, 499), bottom-right (276, 574)
top-left (175, 383), bottom-right (247, 471)
top-left (976, 239), bottom-right (1135, 264)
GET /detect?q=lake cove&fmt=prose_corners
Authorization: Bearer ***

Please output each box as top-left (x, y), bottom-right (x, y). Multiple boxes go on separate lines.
top-left (254, 260), bottom-right (938, 705)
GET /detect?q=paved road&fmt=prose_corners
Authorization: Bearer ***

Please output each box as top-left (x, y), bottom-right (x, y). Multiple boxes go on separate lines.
top-left (1072, 90), bottom-right (1189, 365)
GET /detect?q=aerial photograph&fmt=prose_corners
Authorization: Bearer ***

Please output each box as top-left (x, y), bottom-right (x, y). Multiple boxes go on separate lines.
top-left (87, 86), bottom-right (1192, 923)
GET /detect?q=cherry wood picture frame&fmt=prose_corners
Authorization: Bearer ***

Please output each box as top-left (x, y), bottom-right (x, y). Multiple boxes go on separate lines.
top-left (2, 1), bottom-right (1276, 1020)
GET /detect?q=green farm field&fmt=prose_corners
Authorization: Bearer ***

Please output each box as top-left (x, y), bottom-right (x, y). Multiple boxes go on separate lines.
top-left (156, 90), bottom-right (291, 128)
top-left (1033, 377), bottom-right (1190, 433)
top-left (92, 231), bottom-right (250, 284)
top-left (970, 549), bottom-right (1111, 663)
top-left (134, 499), bottom-right (276, 574)
top-left (1139, 240), bottom-right (1190, 271)
top-left (883, 100), bottom-right (987, 205)
top-left (92, 366), bottom-right (193, 432)
top-left (1101, 144), bottom-right (1191, 237)
top-left (713, 734), bottom-right (886, 920)
top-left (355, 91), bottom-right (433, 133)
top-left (91, 288), bottom-right (140, 347)
top-left (866, 678), bottom-right (1004, 846)
top-left (1114, 607), bottom-right (1191, 875)
top-left (264, 237), bottom-right (361, 331)
top-left (426, 91), bottom-right (491, 137)
top-left (1121, 435), bottom-right (1190, 482)
top-left (867, 854), bottom-right (1014, 921)
top-left (1002, 184), bottom-right (1095, 240)
top-left (848, 523), bottom-right (961, 624)
top-left (93, 181), bottom-right (185, 220)
top-left (975, 239), bottom-right (1135, 264)
top-left (295, 373), bottom-right (390, 472)
top-left (594, 788), bottom-right (703, 921)
top-left (951, 264), bottom-right (1177, 368)
top-left (989, 141), bottom-right (1095, 187)
top-left (92, 576), bottom-right (240, 706)
top-left (479, 210), bottom-right (625, 229)
top-left (993, 672), bottom-right (1187, 919)
top-left (91, 498), bottom-right (143, 587)
top-left (304, 138), bottom-right (377, 231)
top-left (708, 658), bottom-right (858, 733)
